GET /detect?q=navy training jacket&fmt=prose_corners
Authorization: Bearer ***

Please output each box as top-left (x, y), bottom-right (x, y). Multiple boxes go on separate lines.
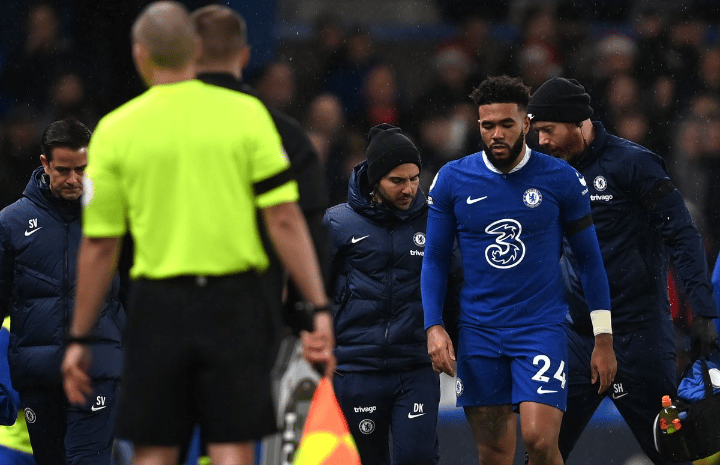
top-left (324, 161), bottom-right (436, 372)
top-left (561, 122), bottom-right (717, 335)
top-left (0, 167), bottom-right (125, 389)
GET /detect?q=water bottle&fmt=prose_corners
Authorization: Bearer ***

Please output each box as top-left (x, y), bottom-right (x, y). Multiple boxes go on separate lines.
top-left (659, 395), bottom-right (681, 434)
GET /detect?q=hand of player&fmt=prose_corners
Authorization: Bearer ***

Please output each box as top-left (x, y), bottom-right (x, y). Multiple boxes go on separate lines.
top-left (62, 343), bottom-right (93, 405)
top-left (301, 311), bottom-right (336, 378)
top-left (591, 333), bottom-right (616, 394)
top-left (690, 316), bottom-right (719, 358)
top-left (426, 325), bottom-right (456, 377)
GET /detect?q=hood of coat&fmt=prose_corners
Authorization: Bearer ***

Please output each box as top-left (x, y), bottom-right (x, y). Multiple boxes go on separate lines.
top-left (346, 160), bottom-right (427, 223)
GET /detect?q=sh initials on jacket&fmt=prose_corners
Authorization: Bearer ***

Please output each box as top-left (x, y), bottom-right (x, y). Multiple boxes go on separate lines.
top-left (407, 402), bottom-right (426, 419)
top-left (466, 195), bottom-right (487, 204)
top-left (24, 218), bottom-right (42, 236)
top-left (351, 235), bottom-right (369, 244)
top-left (91, 395), bottom-right (107, 412)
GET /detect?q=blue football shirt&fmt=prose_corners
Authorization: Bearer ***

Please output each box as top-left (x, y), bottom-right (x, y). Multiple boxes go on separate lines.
top-left (425, 148), bottom-right (591, 329)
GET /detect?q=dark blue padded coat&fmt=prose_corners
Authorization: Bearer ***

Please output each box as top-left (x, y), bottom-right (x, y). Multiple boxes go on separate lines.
top-left (561, 122), bottom-right (717, 335)
top-left (324, 160), bottom-right (460, 372)
top-left (0, 167), bottom-right (125, 389)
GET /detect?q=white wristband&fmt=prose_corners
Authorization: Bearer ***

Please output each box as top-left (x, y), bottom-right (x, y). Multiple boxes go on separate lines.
top-left (590, 310), bottom-right (612, 335)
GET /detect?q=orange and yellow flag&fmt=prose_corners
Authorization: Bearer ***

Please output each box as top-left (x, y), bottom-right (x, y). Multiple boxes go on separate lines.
top-left (292, 377), bottom-right (361, 465)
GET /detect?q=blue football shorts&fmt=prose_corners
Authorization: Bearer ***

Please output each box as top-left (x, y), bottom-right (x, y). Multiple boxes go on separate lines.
top-left (455, 323), bottom-right (569, 411)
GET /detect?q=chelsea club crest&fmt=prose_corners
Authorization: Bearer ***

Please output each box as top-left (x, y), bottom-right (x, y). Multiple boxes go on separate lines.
top-left (523, 188), bottom-right (542, 208)
top-left (593, 176), bottom-right (607, 191)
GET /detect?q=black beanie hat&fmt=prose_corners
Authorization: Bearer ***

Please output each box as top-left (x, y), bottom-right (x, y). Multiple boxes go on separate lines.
top-left (365, 124), bottom-right (421, 187)
top-left (526, 77), bottom-right (593, 123)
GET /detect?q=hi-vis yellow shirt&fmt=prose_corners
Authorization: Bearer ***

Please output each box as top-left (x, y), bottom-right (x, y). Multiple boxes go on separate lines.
top-left (83, 79), bottom-right (298, 279)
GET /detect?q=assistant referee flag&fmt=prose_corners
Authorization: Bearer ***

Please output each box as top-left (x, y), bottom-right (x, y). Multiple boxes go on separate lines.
top-left (292, 377), bottom-right (360, 465)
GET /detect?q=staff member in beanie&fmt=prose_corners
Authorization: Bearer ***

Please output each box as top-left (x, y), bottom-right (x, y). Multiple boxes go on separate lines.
top-left (323, 124), bottom-right (461, 465)
top-left (528, 77), bottom-right (718, 465)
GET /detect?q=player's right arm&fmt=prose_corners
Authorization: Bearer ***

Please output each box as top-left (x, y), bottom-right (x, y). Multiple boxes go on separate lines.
top-left (422, 169), bottom-right (457, 376)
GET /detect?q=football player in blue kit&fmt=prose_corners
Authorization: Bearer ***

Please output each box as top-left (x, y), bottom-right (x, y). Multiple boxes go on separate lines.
top-left (528, 77), bottom-right (719, 465)
top-left (421, 75), bottom-right (617, 465)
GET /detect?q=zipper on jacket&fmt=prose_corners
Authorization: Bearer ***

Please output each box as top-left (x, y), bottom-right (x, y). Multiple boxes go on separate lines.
top-left (383, 226), bottom-right (394, 366)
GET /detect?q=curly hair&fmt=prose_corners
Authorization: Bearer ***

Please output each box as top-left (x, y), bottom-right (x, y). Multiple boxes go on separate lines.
top-left (469, 75), bottom-right (531, 108)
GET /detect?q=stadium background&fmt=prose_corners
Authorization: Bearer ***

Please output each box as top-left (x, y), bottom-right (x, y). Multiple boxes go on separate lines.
top-left (1, 1), bottom-right (719, 464)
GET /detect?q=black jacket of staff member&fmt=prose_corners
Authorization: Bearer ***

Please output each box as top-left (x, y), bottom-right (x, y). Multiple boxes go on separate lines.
top-left (191, 4), bottom-right (330, 337)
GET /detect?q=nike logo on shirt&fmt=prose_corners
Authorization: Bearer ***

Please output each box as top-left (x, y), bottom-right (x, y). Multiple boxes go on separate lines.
top-left (351, 235), bottom-right (369, 244)
top-left (466, 196), bottom-right (487, 204)
top-left (24, 227), bottom-right (43, 236)
top-left (91, 405), bottom-right (107, 412)
top-left (408, 412), bottom-right (426, 419)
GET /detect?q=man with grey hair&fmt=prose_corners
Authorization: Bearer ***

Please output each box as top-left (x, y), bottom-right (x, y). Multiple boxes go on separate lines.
top-left (61, 3), bottom-right (335, 465)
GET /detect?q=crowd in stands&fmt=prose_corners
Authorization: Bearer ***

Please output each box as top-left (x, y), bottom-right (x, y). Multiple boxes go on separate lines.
top-left (1, 0), bottom-right (719, 353)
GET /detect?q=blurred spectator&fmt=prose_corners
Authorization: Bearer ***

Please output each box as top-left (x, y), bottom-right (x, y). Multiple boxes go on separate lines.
top-left (664, 8), bottom-right (707, 105)
top-left (444, 14), bottom-right (509, 78)
top-left (670, 93), bottom-right (720, 243)
top-left (642, 74), bottom-right (680, 158)
top-left (358, 63), bottom-right (409, 128)
top-left (36, 69), bottom-right (99, 132)
top-left (414, 102), bottom-right (479, 193)
top-left (555, 0), bottom-right (596, 81)
top-left (412, 44), bottom-right (474, 125)
top-left (0, 2), bottom-right (80, 110)
top-left (0, 105), bottom-right (41, 209)
top-left (304, 92), bottom-right (359, 205)
top-left (631, 6), bottom-right (669, 86)
top-left (513, 5), bottom-right (564, 89)
top-left (696, 46), bottom-right (720, 96)
top-left (597, 73), bottom-right (640, 133)
top-left (252, 60), bottom-right (300, 119)
top-left (614, 110), bottom-right (650, 147)
top-left (321, 24), bottom-right (378, 124)
top-left (287, 12), bottom-right (346, 110)
top-left (590, 33), bottom-right (638, 97)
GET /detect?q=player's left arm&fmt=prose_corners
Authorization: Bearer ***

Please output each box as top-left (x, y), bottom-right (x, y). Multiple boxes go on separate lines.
top-left (566, 222), bottom-right (617, 393)
top-left (562, 166), bottom-right (616, 392)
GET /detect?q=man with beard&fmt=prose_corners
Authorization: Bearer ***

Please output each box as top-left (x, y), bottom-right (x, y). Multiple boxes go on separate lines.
top-left (422, 75), bottom-right (616, 465)
top-left (323, 124), bottom-right (462, 465)
top-left (527, 77), bottom-right (718, 465)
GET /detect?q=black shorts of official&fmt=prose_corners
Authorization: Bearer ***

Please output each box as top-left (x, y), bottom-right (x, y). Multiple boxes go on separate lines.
top-left (115, 272), bottom-right (278, 446)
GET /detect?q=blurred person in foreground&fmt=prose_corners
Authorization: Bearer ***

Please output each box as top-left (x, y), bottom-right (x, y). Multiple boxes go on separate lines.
top-left (0, 118), bottom-right (125, 465)
top-left (60, 3), bottom-right (334, 465)
top-left (528, 76), bottom-right (718, 465)
top-left (422, 75), bottom-right (615, 465)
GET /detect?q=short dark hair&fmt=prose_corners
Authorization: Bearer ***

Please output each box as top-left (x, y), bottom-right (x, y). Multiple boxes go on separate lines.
top-left (469, 75), bottom-right (531, 109)
top-left (41, 118), bottom-right (91, 161)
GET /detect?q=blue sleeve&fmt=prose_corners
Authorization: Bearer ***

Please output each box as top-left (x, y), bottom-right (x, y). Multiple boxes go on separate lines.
top-left (561, 168), bottom-right (592, 224)
top-left (566, 225), bottom-right (611, 312)
top-left (422, 169), bottom-right (456, 329)
top-left (712, 257), bottom-right (720, 323)
top-left (0, 327), bottom-right (19, 425)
